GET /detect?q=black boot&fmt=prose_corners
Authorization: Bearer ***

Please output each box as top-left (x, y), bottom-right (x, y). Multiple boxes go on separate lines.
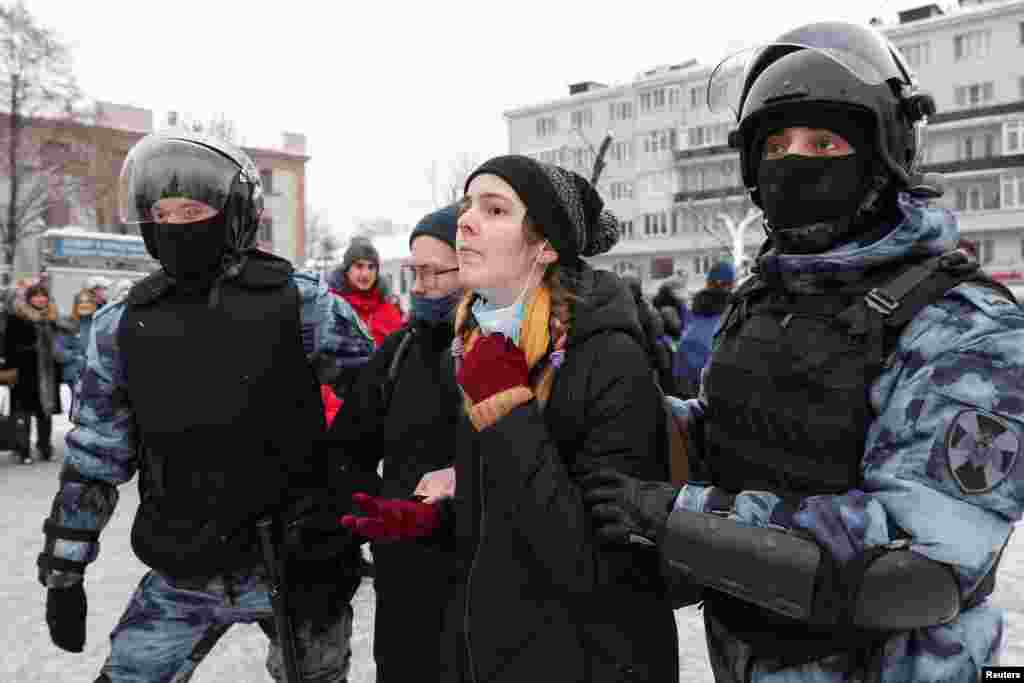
top-left (36, 414), bottom-right (53, 461)
top-left (17, 449), bottom-right (34, 465)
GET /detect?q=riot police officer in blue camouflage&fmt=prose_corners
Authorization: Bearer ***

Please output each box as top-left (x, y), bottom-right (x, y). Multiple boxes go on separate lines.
top-left (583, 20), bottom-right (1024, 683)
top-left (36, 130), bottom-right (375, 682)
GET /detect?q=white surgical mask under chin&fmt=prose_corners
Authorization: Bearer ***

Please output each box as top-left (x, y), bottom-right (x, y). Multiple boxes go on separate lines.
top-left (471, 243), bottom-right (546, 345)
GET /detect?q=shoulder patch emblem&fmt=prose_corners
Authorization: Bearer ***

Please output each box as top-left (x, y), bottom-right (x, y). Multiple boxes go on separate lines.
top-left (946, 409), bottom-right (1021, 494)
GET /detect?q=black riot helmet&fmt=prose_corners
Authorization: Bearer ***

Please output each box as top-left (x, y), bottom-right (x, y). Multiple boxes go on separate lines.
top-left (118, 130), bottom-right (264, 266)
top-left (710, 21), bottom-right (940, 209)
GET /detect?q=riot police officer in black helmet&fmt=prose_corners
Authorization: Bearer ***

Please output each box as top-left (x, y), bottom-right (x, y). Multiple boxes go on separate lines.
top-left (583, 20), bottom-right (1022, 683)
top-left (37, 129), bottom-right (375, 681)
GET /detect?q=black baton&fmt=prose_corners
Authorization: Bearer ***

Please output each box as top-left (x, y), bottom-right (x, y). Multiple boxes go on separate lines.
top-left (257, 516), bottom-right (302, 683)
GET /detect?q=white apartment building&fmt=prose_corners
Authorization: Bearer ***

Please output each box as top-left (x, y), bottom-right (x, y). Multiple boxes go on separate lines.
top-left (504, 0), bottom-right (1024, 300)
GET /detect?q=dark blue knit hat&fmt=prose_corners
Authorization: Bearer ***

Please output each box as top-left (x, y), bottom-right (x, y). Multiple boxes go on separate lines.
top-left (708, 260), bottom-right (736, 284)
top-left (410, 202), bottom-right (459, 251)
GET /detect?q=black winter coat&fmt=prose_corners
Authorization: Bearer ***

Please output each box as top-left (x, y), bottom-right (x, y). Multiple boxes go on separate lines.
top-left (327, 317), bottom-right (462, 683)
top-left (441, 265), bottom-right (679, 683)
top-left (4, 302), bottom-right (62, 415)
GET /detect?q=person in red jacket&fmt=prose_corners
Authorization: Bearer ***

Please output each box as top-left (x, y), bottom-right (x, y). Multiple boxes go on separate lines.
top-left (321, 238), bottom-right (403, 426)
top-left (327, 237), bottom-right (403, 346)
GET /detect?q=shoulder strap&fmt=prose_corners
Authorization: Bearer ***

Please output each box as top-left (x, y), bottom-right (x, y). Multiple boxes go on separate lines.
top-left (235, 251), bottom-right (294, 289)
top-left (838, 249), bottom-right (998, 364)
top-left (715, 276), bottom-right (767, 338)
top-left (127, 270), bottom-right (174, 306)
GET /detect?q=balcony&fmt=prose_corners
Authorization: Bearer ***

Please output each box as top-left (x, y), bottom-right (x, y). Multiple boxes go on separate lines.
top-left (920, 153), bottom-right (1024, 175)
top-left (930, 100), bottom-right (1024, 127)
top-left (674, 144), bottom-right (734, 161)
top-left (673, 185), bottom-right (747, 203)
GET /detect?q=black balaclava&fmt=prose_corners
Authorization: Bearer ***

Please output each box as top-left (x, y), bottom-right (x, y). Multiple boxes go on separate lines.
top-left (753, 107), bottom-right (885, 254)
top-left (152, 212), bottom-right (231, 291)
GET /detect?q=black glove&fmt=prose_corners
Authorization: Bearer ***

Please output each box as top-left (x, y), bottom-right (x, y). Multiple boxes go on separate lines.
top-left (283, 495), bottom-right (355, 563)
top-left (581, 468), bottom-right (680, 545)
top-left (46, 583), bottom-right (87, 653)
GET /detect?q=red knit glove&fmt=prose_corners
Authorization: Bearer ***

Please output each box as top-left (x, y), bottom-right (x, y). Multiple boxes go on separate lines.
top-left (456, 334), bottom-right (530, 404)
top-left (339, 493), bottom-right (440, 542)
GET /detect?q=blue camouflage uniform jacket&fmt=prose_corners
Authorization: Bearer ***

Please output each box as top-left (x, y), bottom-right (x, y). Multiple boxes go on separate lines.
top-left (674, 195), bottom-right (1023, 682)
top-left (45, 271), bottom-right (374, 584)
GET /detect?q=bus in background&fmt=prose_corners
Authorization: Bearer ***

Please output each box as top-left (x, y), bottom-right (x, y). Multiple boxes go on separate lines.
top-left (37, 227), bottom-right (159, 315)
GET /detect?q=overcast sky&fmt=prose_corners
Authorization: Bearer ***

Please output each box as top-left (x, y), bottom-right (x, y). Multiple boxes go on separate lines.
top-left (27, 0), bottom-right (943, 251)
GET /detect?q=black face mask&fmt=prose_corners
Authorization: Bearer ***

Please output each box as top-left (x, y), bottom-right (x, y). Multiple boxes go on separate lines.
top-left (152, 214), bottom-right (230, 288)
top-left (758, 154), bottom-right (869, 254)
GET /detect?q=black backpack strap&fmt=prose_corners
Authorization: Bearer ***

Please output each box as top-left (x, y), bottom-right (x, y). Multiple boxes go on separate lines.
top-left (716, 276), bottom-right (767, 337)
top-left (379, 327), bottom-right (416, 413)
top-left (127, 270), bottom-right (174, 306)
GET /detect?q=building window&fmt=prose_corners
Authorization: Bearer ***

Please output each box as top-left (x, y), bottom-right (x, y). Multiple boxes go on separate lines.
top-left (570, 146), bottom-right (595, 170)
top-left (955, 82), bottom-right (995, 108)
top-left (611, 140), bottom-right (632, 163)
top-left (1002, 172), bottom-right (1024, 208)
top-left (259, 169), bottom-right (274, 195)
top-left (690, 86), bottom-right (703, 109)
top-left (953, 30), bottom-right (991, 61)
top-left (981, 238), bottom-right (995, 265)
top-left (399, 268), bottom-right (408, 294)
top-left (642, 129), bottom-right (678, 159)
top-left (613, 261), bottom-right (637, 276)
top-left (684, 123), bottom-right (730, 149)
top-left (639, 88), bottom-right (671, 114)
top-left (570, 108), bottom-right (592, 129)
top-left (1020, 75), bottom-right (1024, 99)
top-left (1019, 21), bottom-right (1024, 45)
top-left (609, 101), bottom-right (633, 122)
top-left (668, 86), bottom-right (682, 110)
top-left (651, 257), bottom-right (675, 279)
top-left (609, 181), bottom-right (634, 201)
top-left (1007, 120), bottom-right (1024, 154)
top-left (619, 220), bottom-right (634, 239)
top-left (643, 211), bottom-right (668, 236)
top-left (536, 116), bottom-right (558, 137)
top-left (692, 254), bottom-right (713, 275)
top-left (899, 42), bottom-right (930, 69)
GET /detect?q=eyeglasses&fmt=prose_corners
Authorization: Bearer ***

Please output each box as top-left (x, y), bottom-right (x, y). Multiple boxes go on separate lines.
top-left (400, 264), bottom-right (459, 289)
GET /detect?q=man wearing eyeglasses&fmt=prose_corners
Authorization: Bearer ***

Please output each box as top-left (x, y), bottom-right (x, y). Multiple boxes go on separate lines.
top-left (327, 203), bottom-right (463, 683)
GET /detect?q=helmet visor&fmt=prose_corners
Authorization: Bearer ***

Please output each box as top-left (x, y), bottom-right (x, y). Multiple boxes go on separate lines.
top-left (708, 39), bottom-right (909, 120)
top-left (119, 136), bottom-right (240, 224)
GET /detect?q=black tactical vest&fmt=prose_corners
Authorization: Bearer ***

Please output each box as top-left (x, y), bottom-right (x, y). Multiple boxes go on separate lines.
top-left (119, 254), bottom-right (325, 580)
top-left (700, 249), bottom-right (1016, 663)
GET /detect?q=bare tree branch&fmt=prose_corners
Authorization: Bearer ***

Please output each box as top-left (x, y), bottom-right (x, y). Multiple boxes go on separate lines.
top-left (1, 1), bottom-right (84, 282)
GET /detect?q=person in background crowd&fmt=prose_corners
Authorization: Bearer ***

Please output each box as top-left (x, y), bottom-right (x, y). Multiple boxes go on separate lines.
top-left (321, 237), bottom-right (405, 422)
top-left (583, 20), bottom-right (1023, 682)
top-left (659, 305), bottom-right (683, 353)
top-left (84, 276), bottom-right (112, 309)
top-left (4, 283), bottom-right (62, 463)
top-left (326, 237), bottom-right (403, 346)
top-left (652, 277), bottom-right (690, 334)
top-left (623, 276), bottom-right (676, 395)
top-left (343, 155), bottom-right (679, 683)
top-left (327, 202), bottom-right (463, 683)
top-left (673, 260), bottom-right (735, 398)
top-left (37, 130), bottom-right (373, 682)
top-left (55, 288), bottom-right (99, 402)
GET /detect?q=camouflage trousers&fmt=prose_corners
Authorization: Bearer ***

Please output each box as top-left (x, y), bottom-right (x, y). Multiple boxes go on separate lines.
top-left (96, 568), bottom-right (353, 683)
